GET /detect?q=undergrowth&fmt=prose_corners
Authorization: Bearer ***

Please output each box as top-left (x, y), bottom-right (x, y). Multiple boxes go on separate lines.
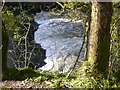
top-left (3, 65), bottom-right (120, 89)
top-left (73, 61), bottom-right (120, 88)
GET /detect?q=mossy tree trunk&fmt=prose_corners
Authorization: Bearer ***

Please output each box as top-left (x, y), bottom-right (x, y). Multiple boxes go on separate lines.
top-left (2, 22), bottom-right (9, 72)
top-left (88, 2), bottom-right (113, 75)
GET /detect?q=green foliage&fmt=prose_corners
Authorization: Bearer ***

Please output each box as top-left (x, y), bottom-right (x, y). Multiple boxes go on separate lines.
top-left (2, 10), bottom-right (22, 41)
top-left (2, 10), bottom-right (31, 41)
top-left (110, 2), bottom-right (120, 82)
top-left (70, 61), bottom-right (120, 88)
top-left (111, 3), bottom-right (120, 61)
top-left (56, 2), bottom-right (89, 21)
top-left (2, 11), bottom-right (16, 31)
top-left (2, 6), bottom-right (40, 68)
top-left (2, 66), bottom-right (120, 88)
top-left (34, 71), bottom-right (56, 82)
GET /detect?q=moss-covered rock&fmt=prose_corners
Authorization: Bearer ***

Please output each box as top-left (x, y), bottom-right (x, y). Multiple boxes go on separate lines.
top-left (3, 68), bottom-right (40, 80)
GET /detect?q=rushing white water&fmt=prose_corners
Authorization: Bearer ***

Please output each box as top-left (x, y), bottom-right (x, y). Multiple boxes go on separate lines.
top-left (34, 12), bottom-right (84, 73)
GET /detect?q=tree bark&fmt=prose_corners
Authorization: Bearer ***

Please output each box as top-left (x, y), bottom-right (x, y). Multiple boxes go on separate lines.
top-left (84, 3), bottom-right (91, 61)
top-left (88, 2), bottom-right (113, 74)
top-left (2, 21), bottom-right (9, 72)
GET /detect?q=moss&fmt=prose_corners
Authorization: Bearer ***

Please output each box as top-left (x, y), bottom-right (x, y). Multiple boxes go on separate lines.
top-left (3, 68), bottom-right (41, 80)
top-left (3, 68), bottom-right (73, 81)
top-left (2, 67), bottom-right (120, 88)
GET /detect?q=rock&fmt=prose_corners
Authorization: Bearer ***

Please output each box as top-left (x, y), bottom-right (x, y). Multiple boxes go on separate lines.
top-left (34, 12), bottom-right (84, 73)
top-left (7, 42), bottom-right (46, 69)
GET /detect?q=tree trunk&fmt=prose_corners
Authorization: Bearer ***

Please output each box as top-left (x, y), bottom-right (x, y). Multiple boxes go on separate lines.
top-left (88, 2), bottom-right (113, 74)
top-left (84, 3), bottom-right (91, 61)
top-left (2, 21), bottom-right (9, 72)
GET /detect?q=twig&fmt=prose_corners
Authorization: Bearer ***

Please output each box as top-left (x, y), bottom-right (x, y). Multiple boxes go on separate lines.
top-left (66, 19), bottom-right (88, 78)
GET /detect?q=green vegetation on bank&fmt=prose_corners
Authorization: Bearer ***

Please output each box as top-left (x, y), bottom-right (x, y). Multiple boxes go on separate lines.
top-left (2, 67), bottom-right (120, 88)
top-left (1, 2), bottom-right (120, 89)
